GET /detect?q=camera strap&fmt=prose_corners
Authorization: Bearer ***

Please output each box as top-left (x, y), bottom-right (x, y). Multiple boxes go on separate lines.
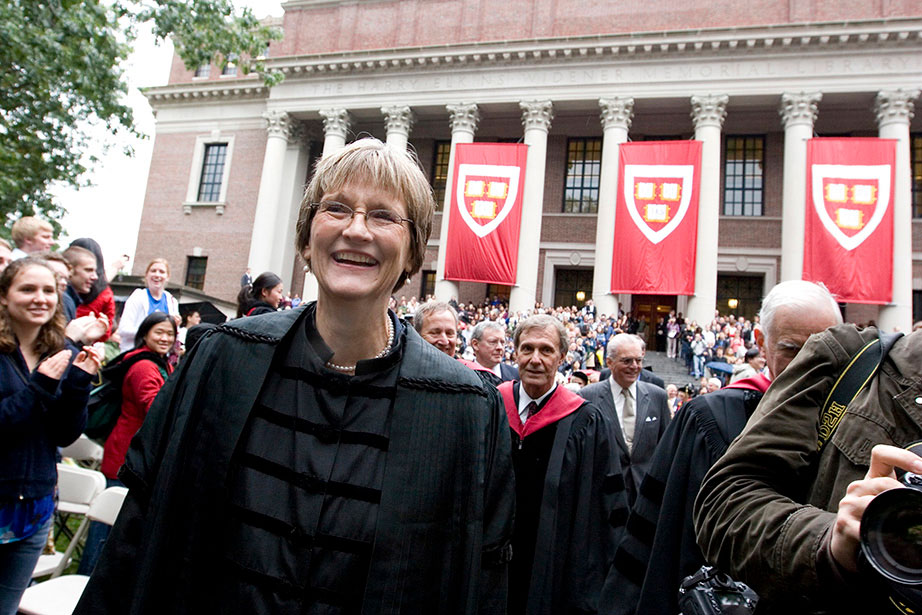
top-left (816, 330), bottom-right (903, 452)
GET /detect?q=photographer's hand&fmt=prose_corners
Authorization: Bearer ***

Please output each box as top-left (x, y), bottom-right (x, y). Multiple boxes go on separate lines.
top-left (831, 444), bottom-right (922, 572)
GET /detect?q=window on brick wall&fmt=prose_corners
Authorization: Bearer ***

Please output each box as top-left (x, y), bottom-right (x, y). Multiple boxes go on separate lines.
top-left (723, 135), bottom-right (765, 216)
top-left (912, 133), bottom-right (922, 218)
top-left (419, 270), bottom-right (435, 300)
top-left (431, 141), bottom-right (451, 210)
top-left (185, 256), bottom-right (207, 290)
top-left (221, 54), bottom-right (238, 76)
top-left (194, 64), bottom-right (211, 78)
top-left (197, 144), bottom-right (228, 202)
top-left (563, 138), bottom-right (601, 213)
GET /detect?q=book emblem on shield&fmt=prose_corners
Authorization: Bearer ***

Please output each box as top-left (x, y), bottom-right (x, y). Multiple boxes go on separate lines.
top-left (623, 164), bottom-right (694, 244)
top-left (456, 164), bottom-right (521, 238)
top-left (811, 164), bottom-right (891, 251)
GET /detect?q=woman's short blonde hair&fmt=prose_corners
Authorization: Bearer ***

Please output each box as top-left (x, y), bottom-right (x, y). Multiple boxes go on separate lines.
top-left (145, 258), bottom-right (171, 277)
top-left (296, 138), bottom-right (435, 291)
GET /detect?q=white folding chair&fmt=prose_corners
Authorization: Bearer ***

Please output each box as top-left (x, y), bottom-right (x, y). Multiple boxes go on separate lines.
top-left (55, 464), bottom-right (105, 518)
top-left (19, 487), bottom-right (128, 615)
top-left (35, 465), bottom-right (105, 579)
top-left (59, 436), bottom-right (104, 470)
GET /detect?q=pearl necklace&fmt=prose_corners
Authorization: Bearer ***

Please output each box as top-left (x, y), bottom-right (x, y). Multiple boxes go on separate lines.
top-left (325, 315), bottom-right (394, 373)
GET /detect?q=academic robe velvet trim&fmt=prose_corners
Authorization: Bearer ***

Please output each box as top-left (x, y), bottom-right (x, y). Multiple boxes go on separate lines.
top-left (459, 358), bottom-right (496, 375)
top-left (724, 373), bottom-right (771, 393)
top-left (75, 304), bottom-right (514, 615)
top-left (499, 381), bottom-right (585, 438)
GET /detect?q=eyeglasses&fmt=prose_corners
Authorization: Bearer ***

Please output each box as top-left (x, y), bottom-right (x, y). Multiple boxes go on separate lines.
top-left (310, 200), bottom-right (414, 231)
top-left (616, 357), bottom-right (644, 366)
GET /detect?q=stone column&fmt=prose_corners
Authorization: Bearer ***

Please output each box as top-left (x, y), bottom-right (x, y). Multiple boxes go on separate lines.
top-left (876, 89), bottom-right (920, 332)
top-left (275, 123), bottom-right (312, 291)
top-left (686, 94), bottom-right (729, 325)
top-left (779, 92), bottom-right (822, 281)
top-left (592, 97), bottom-right (634, 318)
top-left (435, 103), bottom-right (480, 302)
top-left (382, 105), bottom-right (415, 150)
top-left (509, 100), bottom-right (553, 314)
top-left (303, 109), bottom-right (353, 301)
top-left (247, 111), bottom-right (293, 276)
top-left (319, 108), bottom-right (352, 157)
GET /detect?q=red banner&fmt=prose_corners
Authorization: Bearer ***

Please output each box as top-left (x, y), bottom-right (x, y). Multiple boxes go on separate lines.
top-left (804, 138), bottom-right (895, 304)
top-left (444, 143), bottom-right (528, 285)
top-left (611, 141), bottom-right (702, 295)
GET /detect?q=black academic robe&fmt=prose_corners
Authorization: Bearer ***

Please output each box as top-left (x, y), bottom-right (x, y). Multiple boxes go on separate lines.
top-left (75, 305), bottom-right (514, 615)
top-left (599, 376), bottom-right (769, 615)
top-left (499, 381), bottom-right (628, 615)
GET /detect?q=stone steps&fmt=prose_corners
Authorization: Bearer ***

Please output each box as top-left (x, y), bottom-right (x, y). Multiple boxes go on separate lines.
top-left (643, 349), bottom-right (699, 388)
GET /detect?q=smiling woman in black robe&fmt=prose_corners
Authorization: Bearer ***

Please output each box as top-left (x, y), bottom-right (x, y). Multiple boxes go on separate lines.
top-left (76, 139), bottom-right (514, 615)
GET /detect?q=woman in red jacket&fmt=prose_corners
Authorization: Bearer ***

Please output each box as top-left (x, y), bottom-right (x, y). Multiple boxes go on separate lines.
top-left (101, 311), bottom-right (174, 480)
top-left (79, 312), bottom-right (175, 574)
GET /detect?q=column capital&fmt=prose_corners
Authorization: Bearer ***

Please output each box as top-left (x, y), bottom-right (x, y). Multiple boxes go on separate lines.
top-left (875, 89), bottom-right (920, 128)
top-left (779, 92), bottom-right (822, 129)
top-left (690, 94), bottom-right (729, 130)
top-left (599, 97), bottom-right (634, 131)
top-left (520, 100), bottom-right (554, 132)
top-left (446, 103), bottom-right (480, 135)
top-left (319, 108), bottom-right (352, 140)
top-left (263, 110), bottom-right (292, 140)
top-left (381, 105), bottom-right (415, 138)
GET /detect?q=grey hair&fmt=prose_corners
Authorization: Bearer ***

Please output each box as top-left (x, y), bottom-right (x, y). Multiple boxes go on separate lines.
top-left (471, 320), bottom-right (505, 342)
top-left (297, 138), bottom-right (435, 291)
top-left (513, 314), bottom-right (568, 355)
top-left (758, 280), bottom-right (842, 343)
top-left (413, 300), bottom-right (458, 334)
top-left (606, 333), bottom-right (646, 359)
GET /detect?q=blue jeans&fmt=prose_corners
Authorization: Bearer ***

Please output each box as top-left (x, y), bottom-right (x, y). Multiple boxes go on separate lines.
top-left (0, 515), bottom-right (52, 615)
top-left (693, 354), bottom-right (706, 378)
top-left (76, 477), bottom-right (123, 576)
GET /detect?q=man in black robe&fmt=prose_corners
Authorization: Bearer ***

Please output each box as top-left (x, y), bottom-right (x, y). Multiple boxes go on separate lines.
top-left (599, 280), bottom-right (842, 615)
top-left (499, 314), bottom-right (627, 615)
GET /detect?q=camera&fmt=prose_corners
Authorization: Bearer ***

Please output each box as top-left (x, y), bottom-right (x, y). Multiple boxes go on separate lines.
top-left (678, 566), bottom-right (759, 615)
top-left (859, 441), bottom-right (922, 613)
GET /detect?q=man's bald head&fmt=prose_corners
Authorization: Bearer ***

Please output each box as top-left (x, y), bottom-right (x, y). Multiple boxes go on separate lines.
top-left (757, 280), bottom-right (842, 379)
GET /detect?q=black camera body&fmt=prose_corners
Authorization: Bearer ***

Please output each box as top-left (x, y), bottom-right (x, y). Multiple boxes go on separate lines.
top-left (678, 566), bottom-right (759, 615)
top-left (859, 442), bottom-right (922, 613)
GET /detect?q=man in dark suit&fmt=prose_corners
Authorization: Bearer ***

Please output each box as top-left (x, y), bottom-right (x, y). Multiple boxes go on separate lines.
top-left (471, 320), bottom-right (518, 382)
top-left (581, 333), bottom-right (671, 505)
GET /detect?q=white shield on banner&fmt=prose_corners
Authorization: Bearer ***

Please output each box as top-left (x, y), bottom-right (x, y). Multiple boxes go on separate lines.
top-left (456, 164), bottom-right (521, 239)
top-left (623, 164), bottom-right (694, 245)
top-left (811, 164), bottom-right (890, 252)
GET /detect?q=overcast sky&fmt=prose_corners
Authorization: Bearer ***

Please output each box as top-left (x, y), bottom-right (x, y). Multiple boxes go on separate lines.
top-left (56, 2), bottom-right (282, 271)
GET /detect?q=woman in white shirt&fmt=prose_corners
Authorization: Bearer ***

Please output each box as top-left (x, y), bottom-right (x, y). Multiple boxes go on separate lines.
top-left (116, 259), bottom-right (179, 352)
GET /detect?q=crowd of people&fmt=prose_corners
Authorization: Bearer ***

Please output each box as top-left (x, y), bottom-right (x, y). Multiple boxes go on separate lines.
top-left (1, 138), bottom-right (920, 615)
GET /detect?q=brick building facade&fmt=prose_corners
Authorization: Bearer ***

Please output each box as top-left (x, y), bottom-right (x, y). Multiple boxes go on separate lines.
top-left (137, 0), bottom-right (922, 329)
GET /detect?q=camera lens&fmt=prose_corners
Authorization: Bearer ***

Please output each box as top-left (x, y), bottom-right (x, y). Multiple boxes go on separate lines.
top-left (861, 487), bottom-right (922, 585)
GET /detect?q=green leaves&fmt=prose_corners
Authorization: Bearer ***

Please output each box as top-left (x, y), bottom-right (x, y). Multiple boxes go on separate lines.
top-left (0, 0), bottom-right (282, 232)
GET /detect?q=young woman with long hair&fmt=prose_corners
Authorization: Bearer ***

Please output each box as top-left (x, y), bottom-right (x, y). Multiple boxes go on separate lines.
top-left (0, 257), bottom-right (101, 614)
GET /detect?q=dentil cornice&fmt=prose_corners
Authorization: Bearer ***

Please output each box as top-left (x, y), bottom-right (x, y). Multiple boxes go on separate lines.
top-left (145, 18), bottom-right (922, 106)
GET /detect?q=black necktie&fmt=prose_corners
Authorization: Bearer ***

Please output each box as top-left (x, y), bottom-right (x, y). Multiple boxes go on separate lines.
top-left (526, 401), bottom-right (539, 419)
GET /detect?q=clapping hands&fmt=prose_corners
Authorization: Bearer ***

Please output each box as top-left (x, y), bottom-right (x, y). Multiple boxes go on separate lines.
top-left (65, 312), bottom-right (110, 345)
